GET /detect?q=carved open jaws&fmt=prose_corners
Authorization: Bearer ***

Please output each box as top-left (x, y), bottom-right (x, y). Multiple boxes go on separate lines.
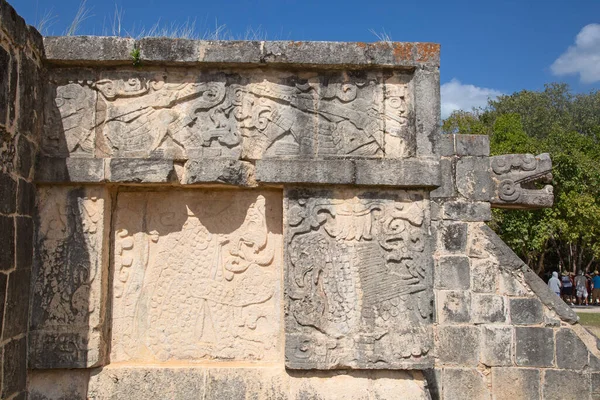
top-left (490, 153), bottom-right (554, 209)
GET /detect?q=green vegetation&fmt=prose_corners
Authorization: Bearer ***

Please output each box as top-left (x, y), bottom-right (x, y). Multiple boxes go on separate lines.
top-left (443, 83), bottom-right (600, 275)
top-left (577, 312), bottom-right (600, 338)
top-left (130, 47), bottom-right (141, 67)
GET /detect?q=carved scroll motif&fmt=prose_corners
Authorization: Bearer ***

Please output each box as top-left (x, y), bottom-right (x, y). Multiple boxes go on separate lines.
top-left (44, 71), bottom-right (415, 159)
top-left (111, 190), bottom-right (282, 363)
top-left (285, 189), bottom-right (433, 370)
top-left (30, 186), bottom-right (109, 368)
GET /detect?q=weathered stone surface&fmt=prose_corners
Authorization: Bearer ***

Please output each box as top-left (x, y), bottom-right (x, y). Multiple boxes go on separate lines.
top-left (442, 222), bottom-right (467, 252)
top-left (108, 158), bottom-right (175, 183)
top-left (455, 157), bottom-right (492, 201)
top-left (443, 368), bottom-right (490, 400)
top-left (18, 55), bottom-right (41, 136)
top-left (0, 215), bottom-right (14, 271)
top-left (111, 190), bottom-right (282, 363)
top-left (87, 366), bottom-right (429, 400)
top-left (480, 326), bottom-right (512, 366)
top-left (29, 370), bottom-right (90, 400)
top-left (470, 258), bottom-right (497, 293)
top-left (556, 328), bottom-right (590, 370)
top-left (436, 326), bottom-right (480, 365)
top-left (434, 134), bottom-right (454, 157)
top-left (455, 134), bottom-right (490, 157)
top-left (435, 255), bottom-right (470, 290)
top-left (436, 290), bottom-right (470, 324)
top-left (0, 273), bottom-right (6, 335)
top-left (256, 159), bottom-right (355, 185)
top-left (36, 157), bottom-right (105, 183)
top-left (17, 178), bottom-right (35, 215)
top-left (2, 337), bottom-right (27, 398)
top-left (430, 158), bottom-right (456, 199)
top-left (471, 294), bottom-right (506, 324)
top-left (285, 188), bottom-right (432, 369)
top-left (183, 158), bottom-right (255, 186)
top-left (490, 153), bottom-right (553, 209)
top-left (443, 201), bottom-right (491, 222)
top-left (354, 159), bottom-right (440, 187)
top-left (30, 186), bottom-right (110, 368)
top-left (16, 134), bottom-right (34, 179)
top-left (0, 171), bottom-right (17, 214)
top-left (510, 297), bottom-right (544, 325)
top-left (43, 36), bottom-right (135, 64)
top-left (3, 268), bottom-right (30, 339)
top-left (543, 369), bottom-right (590, 400)
top-left (0, 44), bottom-right (9, 127)
top-left (44, 69), bottom-right (419, 161)
top-left (414, 68), bottom-right (439, 156)
top-left (492, 368), bottom-right (540, 400)
top-left (515, 327), bottom-right (555, 367)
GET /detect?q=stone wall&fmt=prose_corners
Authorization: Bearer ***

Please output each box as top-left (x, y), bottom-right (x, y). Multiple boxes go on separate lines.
top-left (1, 1), bottom-right (600, 398)
top-left (0, 1), bottom-right (44, 399)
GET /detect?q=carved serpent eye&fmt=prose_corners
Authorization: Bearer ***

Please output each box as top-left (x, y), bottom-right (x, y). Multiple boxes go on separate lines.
top-left (499, 179), bottom-right (520, 202)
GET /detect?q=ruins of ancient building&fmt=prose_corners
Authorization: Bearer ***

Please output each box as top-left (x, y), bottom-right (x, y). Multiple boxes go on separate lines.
top-left (1, 0), bottom-right (599, 398)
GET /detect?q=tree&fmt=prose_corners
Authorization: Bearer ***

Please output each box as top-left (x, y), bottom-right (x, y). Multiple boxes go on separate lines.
top-left (444, 84), bottom-right (600, 275)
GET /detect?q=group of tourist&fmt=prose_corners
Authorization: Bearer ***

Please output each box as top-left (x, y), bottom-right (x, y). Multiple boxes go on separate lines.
top-left (548, 270), bottom-right (600, 306)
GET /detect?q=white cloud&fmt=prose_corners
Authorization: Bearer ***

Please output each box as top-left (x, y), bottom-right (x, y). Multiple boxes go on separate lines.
top-left (440, 78), bottom-right (503, 119)
top-left (551, 23), bottom-right (600, 84)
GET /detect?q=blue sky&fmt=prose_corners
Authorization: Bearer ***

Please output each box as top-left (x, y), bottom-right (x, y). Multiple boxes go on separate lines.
top-left (8, 0), bottom-right (600, 118)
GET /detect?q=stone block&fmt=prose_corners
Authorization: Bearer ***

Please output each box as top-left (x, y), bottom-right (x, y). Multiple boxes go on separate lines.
top-left (435, 134), bottom-right (454, 156)
top-left (510, 297), bottom-right (544, 325)
top-left (138, 37), bottom-right (201, 62)
top-left (498, 269), bottom-right (528, 296)
top-left (16, 178), bottom-right (35, 215)
top-left (183, 159), bottom-right (256, 186)
top-left (35, 157), bottom-right (105, 183)
top-left (471, 294), bottom-right (506, 324)
top-left (0, 273), bottom-right (6, 336)
top-left (354, 159), bottom-right (441, 188)
top-left (15, 216), bottom-right (33, 271)
top-left (543, 369), bottom-right (590, 400)
top-left (436, 326), bottom-right (480, 365)
top-left (285, 188), bottom-right (432, 369)
top-left (0, 172), bottom-right (17, 214)
top-left (15, 135), bottom-right (34, 179)
top-left (4, 268), bottom-right (31, 339)
top-left (556, 328), bottom-right (590, 370)
top-left (443, 201), bottom-right (491, 222)
top-left (7, 50), bottom-right (17, 126)
top-left (108, 158), bottom-right (175, 183)
top-left (30, 186), bottom-right (110, 368)
top-left (455, 134), bottom-right (490, 156)
top-left (471, 258), bottom-right (497, 293)
top-left (480, 326), bottom-right (512, 366)
top-left (0, 45), bottom-right (9, 127)
top-left (18, 55), bottom-right (40, 136)
top-left (515, 327), bottom-right (555, 367)
top-left (2, 337), bottom-right (27, 398)
top-left (28, 370), bottom-right (90, 400)
top-left (423, 369), bottom-right (442, 400)
top-left (436, 290), bottom-right (470, 324)
top-left (256, 159), bottom-right (354, 185)
top-left (443, 368), bottom-right (490, 400)
top-left (110, 190), bottom-right (282, 364)
top-left (44, 36), bottom-right (135, 64)
top-left (430, 158), bottom-right (456, 199)
top-left (491, 368), bottom-right (540, 400)
top-left (198, 40), bottom-right (264, 64)
top-left (442, 222), bottom-right (467, 252)
top-left (455, 157), bottom-right (492, 201)
top-left (0, 0), bottom-right (29, 47)
top-left (593, 372), bottom-right (600, 394)
top-left (435, 255), bottom-right (470, 290)
top-left (414, 68), bottom-right (439, 157)
top-left (0, 215), bottom-right (14, 271)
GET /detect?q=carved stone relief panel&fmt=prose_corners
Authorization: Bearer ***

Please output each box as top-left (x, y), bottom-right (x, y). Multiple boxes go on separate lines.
top-left (284, 188), bottom-right (433, 370)
top-left (30, 186), bottom-right (110, 368)
top-left (43, 69), bottom-right (415, 160)
top-left (111, 189), bottom-right (282, 363)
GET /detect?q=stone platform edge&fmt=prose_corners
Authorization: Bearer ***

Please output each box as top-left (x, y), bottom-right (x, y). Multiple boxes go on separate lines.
top-left (43, 36), bottom-right (440, 68)
top-left (35, 157), bottom-right (441, 188)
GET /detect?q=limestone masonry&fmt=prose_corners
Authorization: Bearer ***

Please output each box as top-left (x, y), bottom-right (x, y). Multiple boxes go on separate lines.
top-left (1, 0), bottom-right (599, 398)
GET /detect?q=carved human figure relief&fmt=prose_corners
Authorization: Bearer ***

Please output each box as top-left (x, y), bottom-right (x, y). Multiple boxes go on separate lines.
top-left (111, 190), bottom-right (282, 363)
top-left (284, 188), bottom-right (433, 370)
top-left (44, 69), bottom-right (416, 160)
top-left (30, 186), bottom-right (110, 368)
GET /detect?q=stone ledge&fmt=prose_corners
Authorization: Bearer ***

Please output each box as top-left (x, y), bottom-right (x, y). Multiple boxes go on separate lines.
top-left (43, 37), bottom-right (440, 69)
